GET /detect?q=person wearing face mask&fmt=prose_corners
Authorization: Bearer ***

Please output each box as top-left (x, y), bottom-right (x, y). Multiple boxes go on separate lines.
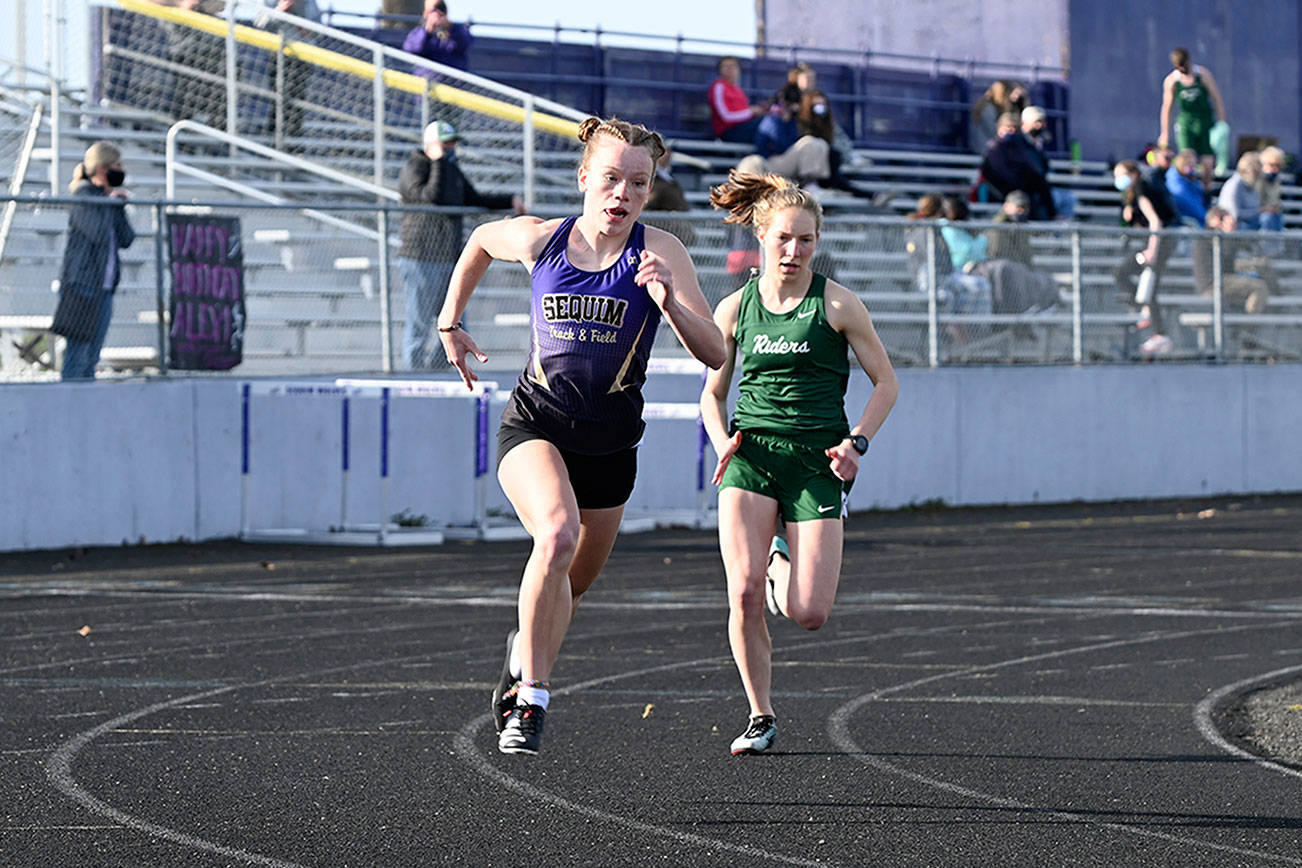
top-left (1255, 146), bottom-right (1286, 234)
top-left (737, 84), bottom-right (831, 188)
top-left (1164, 148), bottom-right (1207, 226)
top-left (1216, 151), bottom-right (1263, 230)
top-left (397, 121), bottom-right (524, 370)
top-left (1112, 160), bottom-right (1178, 356)
top-left (795, 89), bottom-right (872, 199)
top-left (980, 112), bottom-right (1056, 220)
top-left (51, 141), bottom-right (136, 381)
top-left (1020, 106), bottom-right (1074, 219)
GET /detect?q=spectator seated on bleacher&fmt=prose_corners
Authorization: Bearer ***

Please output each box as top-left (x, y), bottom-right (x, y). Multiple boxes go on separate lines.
top-left (797, 90), bottom-right (873, 199)
top-left (986, 191), bottom-right (1034, 267)
top-left (969, 80), bottom-right (1028, 154)
top-left (1255, 146), bottom-right (1287, 233)
top-left (979, 112), bottom-right (1056, 220)
top-left (643, 144), bottom-right (696, 247)
top-left (736, 84), bottom-right (831, 188)
top-left (1193, 205), bottom-right (1275, 313)
top-left (1165, 148), bottom-right (1208, 226)
top-left (982, 192), bottom-right (1061, 314)
top-left (1217, 151), bottom-right (1263, 230)
top-left (1020, 106), bottom-right (1075, 219)
top-left (708, 56), bottom-right (769, 145)
top-left (936, 197), bottom-right (994, 315)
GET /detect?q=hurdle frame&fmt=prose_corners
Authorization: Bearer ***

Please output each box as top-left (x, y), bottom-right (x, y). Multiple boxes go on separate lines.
top-left (239, 378), bottom-right (501, 546)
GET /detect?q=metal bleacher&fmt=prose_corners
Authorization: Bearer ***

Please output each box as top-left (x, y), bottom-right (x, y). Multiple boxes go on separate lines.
top-left (5, 6), bottom-right (1302, 378)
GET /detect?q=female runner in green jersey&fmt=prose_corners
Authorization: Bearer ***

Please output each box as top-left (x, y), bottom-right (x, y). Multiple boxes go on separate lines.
top-left (701, 171), bottom-right (899, 755)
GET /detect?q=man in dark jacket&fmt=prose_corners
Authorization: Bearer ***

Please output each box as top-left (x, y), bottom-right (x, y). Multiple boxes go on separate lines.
top-left (980, 112), bottom-right (1056, 220)
top-left (398, 121), bottom-right (522, 369)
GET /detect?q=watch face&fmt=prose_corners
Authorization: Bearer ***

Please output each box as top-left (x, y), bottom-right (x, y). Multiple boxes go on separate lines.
top-left (851, 435), bottom-right (869, 455)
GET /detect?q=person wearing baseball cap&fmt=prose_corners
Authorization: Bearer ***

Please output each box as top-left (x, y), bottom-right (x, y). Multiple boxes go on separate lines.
top-left (396, 120), bottom-right (524, 370)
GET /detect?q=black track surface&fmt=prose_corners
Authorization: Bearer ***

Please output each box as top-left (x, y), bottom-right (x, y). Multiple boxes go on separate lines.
top-left (2, 496), bottom-right (1301, 867)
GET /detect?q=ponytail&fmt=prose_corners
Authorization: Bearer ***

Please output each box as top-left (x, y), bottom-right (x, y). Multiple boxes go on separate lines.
top-left (709, 169), bottom-right (823, 235)
top-left (70, 141), bottom-right (122, 192)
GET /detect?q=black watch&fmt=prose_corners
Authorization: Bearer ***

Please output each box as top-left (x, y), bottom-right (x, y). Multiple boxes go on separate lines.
top-left (849, 434), bottom-right (869, 455)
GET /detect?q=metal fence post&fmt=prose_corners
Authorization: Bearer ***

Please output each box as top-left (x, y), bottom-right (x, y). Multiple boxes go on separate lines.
top-left (1071, 227), bottom-right (1082, 363)
top-left (153, 201), bottom-right (169, 374)
top-left (46, 0), bottom-right (62, 196)
top-left (522, 95), bottom-right (535, 212)
top-left (378, 204), bottom-right (393, 372)
top-left (225, 1), bottom-right (237, 143)
top-left (926, 225), bottom-right (939, 368)
top-left (1212, 233), bottom-right (1224, 361)
top-left (275, 33), bottom-right (286, 151)
top-left (373, 46), bottom-right (385, 189)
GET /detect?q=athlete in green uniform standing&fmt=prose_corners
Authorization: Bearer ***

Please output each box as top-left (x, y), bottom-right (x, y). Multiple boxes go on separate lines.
top-left (701, 171), bottom-right (899, 755)
top-left (1159, 47), bottom-right (1226, 189)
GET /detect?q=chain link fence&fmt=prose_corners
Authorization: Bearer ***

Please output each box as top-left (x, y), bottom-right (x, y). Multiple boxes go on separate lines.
top-left (95, 0), bottom-right (585, 209)
top-left (2, 194), bottom-right (1301, 381)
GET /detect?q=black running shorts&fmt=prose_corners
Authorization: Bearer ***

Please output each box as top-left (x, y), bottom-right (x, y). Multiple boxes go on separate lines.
top-left (497, 422), bottom-right (637, 510)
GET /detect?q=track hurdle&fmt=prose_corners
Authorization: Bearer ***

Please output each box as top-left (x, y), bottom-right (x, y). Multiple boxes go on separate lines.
top-left (239, 378), bottom-right (499, 546)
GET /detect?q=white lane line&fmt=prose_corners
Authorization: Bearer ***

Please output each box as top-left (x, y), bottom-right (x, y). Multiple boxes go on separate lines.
top-left (46, 682), bottom-right (309, 868)
top-left (449, 613), bottom-right (1075, 868)
top-left (872, 695), bottom-right (1187, 708)
top-left (43, 637), bottom-right (501, 866)
top-left (1193, 663), bottom-right (1302, 783)
top-left (827, 619), bottom-right (1302, 865)
top-left (452, 657), bottom-right (829, 868)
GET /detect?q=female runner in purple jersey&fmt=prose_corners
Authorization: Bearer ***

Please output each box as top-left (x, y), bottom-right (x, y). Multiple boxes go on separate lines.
top-left (439, 117), bottom-right (725, 755)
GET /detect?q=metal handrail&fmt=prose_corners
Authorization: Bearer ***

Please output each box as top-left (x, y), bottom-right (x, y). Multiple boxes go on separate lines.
top-left (318, 9), bottom-right (1068, 80)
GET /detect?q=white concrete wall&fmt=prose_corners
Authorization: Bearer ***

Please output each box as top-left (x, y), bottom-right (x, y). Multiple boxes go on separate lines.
top-left (764, 0), bottom-right (1069, 70)
top-left (2, 364), bottom-right (1299, 552)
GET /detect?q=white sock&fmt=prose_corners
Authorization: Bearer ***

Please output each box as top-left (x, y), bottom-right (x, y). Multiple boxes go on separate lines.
top-left (508, 632), bottom-right (521, 680)
top-left (517, 684), bottom-right (550, 709)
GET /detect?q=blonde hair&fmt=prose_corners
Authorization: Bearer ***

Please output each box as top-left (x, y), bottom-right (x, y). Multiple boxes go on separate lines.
top-left (708, 169), bottom-right (823, 235)
top-left (1236, 150), bottom-right (1262, 175)
top-left (70, 141), bottom-right (122, 192)
top-left (577, 116), bottom-right (665, 169)
top-left (1260, 146), bottom-right (1285, 167)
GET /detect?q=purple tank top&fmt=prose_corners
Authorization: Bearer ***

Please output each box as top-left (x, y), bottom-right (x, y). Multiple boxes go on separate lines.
top-left (503, 216), bottom-right (662, 454)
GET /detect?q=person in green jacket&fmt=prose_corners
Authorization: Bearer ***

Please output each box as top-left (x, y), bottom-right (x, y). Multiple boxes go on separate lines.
top-left (1159, 47), bottom-right (1226, 189)
top-left (701, 170), bottom-right (899, 756)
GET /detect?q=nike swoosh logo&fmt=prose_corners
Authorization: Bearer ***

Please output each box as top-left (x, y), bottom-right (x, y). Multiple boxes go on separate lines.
top-left (818, 504), bottom-right (836, 513)
top-left (796, 310), bottom-right (815, 319)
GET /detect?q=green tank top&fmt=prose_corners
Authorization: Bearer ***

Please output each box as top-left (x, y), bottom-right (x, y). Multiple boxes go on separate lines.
top-left (731, 272), bottom-right (849, 438)
top-left (1173, 72), bottom-right (1214, 129)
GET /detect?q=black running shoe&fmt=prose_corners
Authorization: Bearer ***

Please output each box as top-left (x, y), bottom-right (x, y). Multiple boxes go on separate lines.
top-left (730, 714), bottom-right (777, 755)
top-left (491, 629), bottom-right (519, 734)
top-left (498, 703), bottom-right (546, 755)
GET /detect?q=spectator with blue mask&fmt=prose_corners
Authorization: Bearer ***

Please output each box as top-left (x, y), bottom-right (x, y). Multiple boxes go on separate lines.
top-left (1112, 160), bottom-right (1177, 356)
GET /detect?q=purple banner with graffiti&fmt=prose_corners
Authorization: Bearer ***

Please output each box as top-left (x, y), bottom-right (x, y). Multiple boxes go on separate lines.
top-left (167, 213), bottom-right (245, 370)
